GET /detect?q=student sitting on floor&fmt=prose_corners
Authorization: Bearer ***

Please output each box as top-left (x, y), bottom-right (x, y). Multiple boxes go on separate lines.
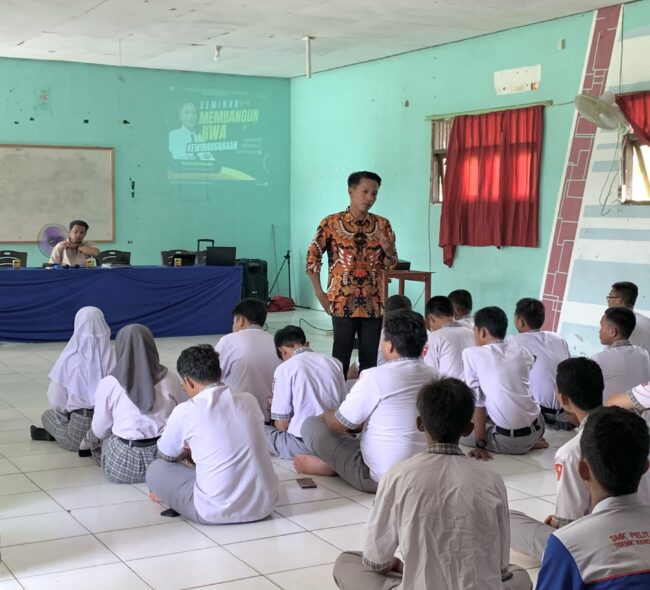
top-left (423, 295), bottom-right (475, 381)
top-left (294, 309), bottom-right (438, 493)
top-left (606, 281), bottom-right (650, 354)
top-left (30, 307), bottom-right (115, 451)
top-left (215, 298), bottom-right (280, 421)
top-left (146, 344), bottom-right (278, 524)
top-left (265, 325), bottom-right (346, 460)
top-left (536, 406), bottom-right (650, 590)
top-left (591, 307), bottom-right (650, 402)
top-left (333, 378), bottom-right (532, 590)
top-left (506, 298), bottom-right (571, 428)
top-left (448, 288), bottom-right (474, 330)
top-left (461, 306), bottom-right (546, 458)
top-left (80, 324), bottom-right (187, 483)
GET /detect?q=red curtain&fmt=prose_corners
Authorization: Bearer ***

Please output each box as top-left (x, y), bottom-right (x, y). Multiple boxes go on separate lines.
top-left (616, 91), bottom-right (650, 146)
top-left (439, 105), bottom-right (543, 267)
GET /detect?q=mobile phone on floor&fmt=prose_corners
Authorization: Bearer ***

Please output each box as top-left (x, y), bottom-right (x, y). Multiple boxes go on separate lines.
top-left (296, 477), bottom-right (317, 489)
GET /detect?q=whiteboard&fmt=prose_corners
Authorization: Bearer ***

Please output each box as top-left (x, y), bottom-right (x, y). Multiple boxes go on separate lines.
top-left (0, 145), bottom-right (114, 243)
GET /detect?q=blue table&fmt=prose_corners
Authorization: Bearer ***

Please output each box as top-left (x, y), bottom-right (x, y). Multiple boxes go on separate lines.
top-left (0, 266), bottom-right (243, 342)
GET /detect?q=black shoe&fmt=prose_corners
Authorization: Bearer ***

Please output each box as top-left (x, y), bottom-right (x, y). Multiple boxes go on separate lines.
top-left (78, 449), bottom-right (92, 457)
top-left (30, 425), bottom-right (55, 442)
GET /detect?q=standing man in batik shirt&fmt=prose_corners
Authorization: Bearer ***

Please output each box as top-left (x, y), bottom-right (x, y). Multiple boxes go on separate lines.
top-left (306, 171), bottom-right (398, 377)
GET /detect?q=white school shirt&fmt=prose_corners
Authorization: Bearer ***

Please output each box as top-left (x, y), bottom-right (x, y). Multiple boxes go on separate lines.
top-left (423, 322), bottom-right (475, 380)
top-left (215, 326), bottom-right (280, 421)
top-left (271, 347), bottom-right (346, 438)
top-left (157, 385), bottom-right (279, 524)
top-left (506, 330), bottom-right (570, 410)
top-left (462, 341), bottom-right (540, 430)
top-left (591, 341), bottom-right (650, 402)
top-left (631, 311), bottom-right (650, 355)
top-left (630, 382), bottom-right (650, 409)
top-left (91, 373), bottom-right (187, 440)
top-left (363, 444), bottom-right (510, 590)
top-left (47, 381), bottom-right (91, 414)
top-left (457, 314), bottom-right (474, 330)
top-left (336, 358), bottom-right (438, 482)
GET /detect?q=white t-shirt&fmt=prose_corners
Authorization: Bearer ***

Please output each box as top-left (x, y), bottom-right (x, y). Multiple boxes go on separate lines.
top-left (423, 322), bottom-right (475, 381)
top-left (462, 341), bottom-right (540, 430)
top-left (506, 330), bottom-right (570, 410)
top-left (336, 358), bottom-right (438, 482)
top-left (91, 373), bottom-right (187, 440)
top-left (271, 348), bottom-right (346, 438)
top-left (157, 385), bottom-right (278, 524)
top-left (215, 326), bottom-right (281, 421)
top-left (631, 312), bottom-right (650, 355)
top-left (457, 314), bottom-right (474, 330)
top-left (591, 341), bottom-right (650, 402)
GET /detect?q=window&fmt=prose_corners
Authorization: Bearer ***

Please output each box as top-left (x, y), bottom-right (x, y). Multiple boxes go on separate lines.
top-left (430, 119), bottom-right (453, 203)
top-left (622, 135), bottom-right (650, 204)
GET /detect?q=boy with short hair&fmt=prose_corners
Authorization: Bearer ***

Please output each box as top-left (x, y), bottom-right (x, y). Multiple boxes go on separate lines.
top-left (536, 406), bottom-right (650, 590)
top-left (591, 307), bottom-right (650, 401)
top-left (146, 345), bottom-right (278, 524)
top-left (265, 325), bottom-right (346, 459)
top-left (606, 281), bottom-right (650, 354)
top-left (448, 289), bottom-right (474, 329)
top-left (333, 378), bottom-right (532, 590)
top-left (423, 295), bottom-right (475, 380)
top-left (215, 298), bottom-right (280, 421)
top-left (506, 298), bottom-right (571, 426)
top-left (461, 307), bottom-right (545, 457)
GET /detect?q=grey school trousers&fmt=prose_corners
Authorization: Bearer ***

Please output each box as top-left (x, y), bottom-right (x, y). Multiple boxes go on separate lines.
top-left (301, 416), bottom-right (378, 493)
top-left (461, 416), bottom-right (545, 455)
top-left (264, 425), bottom-right (310, 460)
top-left (509, 510), bottom-right (554, 563)
top-left (333, 552), bottom-right (533, 590)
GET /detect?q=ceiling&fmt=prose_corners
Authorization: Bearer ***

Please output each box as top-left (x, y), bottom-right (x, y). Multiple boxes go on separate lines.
top-left (0, 0), bottom-right (632, 78)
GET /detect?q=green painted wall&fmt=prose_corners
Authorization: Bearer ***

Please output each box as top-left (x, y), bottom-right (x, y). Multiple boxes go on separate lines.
top-left (0, 58), bottom-right (290, 286)
top-left (290, 11), bottom-right (594, 324)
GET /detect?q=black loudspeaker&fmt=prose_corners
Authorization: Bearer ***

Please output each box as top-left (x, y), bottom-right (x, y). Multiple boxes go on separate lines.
top-left (236, 259), bottom-right (268, 301)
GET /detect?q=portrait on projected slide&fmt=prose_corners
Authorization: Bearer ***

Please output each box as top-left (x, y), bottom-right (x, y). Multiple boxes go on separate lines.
top-left (168, 102), bottom-right (214, 161)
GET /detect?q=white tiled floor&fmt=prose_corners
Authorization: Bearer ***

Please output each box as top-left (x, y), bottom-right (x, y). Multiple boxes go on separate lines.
top-left (0, 309), bottom-right (570, 588)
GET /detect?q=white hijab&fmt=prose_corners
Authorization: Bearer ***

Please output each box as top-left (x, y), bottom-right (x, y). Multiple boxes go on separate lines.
top-left (48, 307), bottom-right (115, 406)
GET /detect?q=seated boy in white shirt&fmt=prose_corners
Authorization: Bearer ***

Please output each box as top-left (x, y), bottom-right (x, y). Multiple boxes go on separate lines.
top-left (461, 306), bottom-right (546, 458)
top-left (215, 298), bottom-right (280, 421)
top-left (510, 357), bottom-right (604, 562)
top-left (506, 298), bottom-right (571, 428)
top-left (146, 345), bottom-right (278, 524)
top-left (536, 406), bottom-right (650, 590)
top-left (591, 307), bottom-right (650, 402)
top-left (606, 281), bottom-right (650, 354)
top-left (448, 288), bottom-right (474, 329)
top-left (333, 378), bottom-right (532, 590)
top-left (423, 295), bottom-right (475, 380)
top-left (265, 325), bottom-right (346, 459)
top-left (294, 309), bottom-right (438, 493)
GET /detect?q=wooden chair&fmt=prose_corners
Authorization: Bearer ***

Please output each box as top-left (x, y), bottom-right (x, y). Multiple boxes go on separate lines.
top-left (0, 250), bottom-right (27, 268)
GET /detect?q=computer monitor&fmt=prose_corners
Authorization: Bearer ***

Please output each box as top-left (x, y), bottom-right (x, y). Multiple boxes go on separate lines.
top-left (206, 247), bottom-right (236, 267)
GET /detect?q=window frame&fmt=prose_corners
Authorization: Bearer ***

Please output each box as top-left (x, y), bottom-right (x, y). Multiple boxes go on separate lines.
top-left (621, 133), bottom-right (650, 205)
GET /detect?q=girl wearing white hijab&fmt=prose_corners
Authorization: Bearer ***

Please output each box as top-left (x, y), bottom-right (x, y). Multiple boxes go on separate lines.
top-left (31, 306), bottom-right (115, 451)
top-left (82, 324), bottom-right (187, 484)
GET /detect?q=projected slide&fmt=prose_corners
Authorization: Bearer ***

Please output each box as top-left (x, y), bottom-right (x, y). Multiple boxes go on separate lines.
top-left (167, 90), bottom-right (268, 183)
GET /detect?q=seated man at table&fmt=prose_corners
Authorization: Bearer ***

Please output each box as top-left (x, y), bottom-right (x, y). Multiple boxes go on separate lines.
top-left (49, 220), bottom-right (100, 266)
top-left (294, 309), bottom-right (437, 493)
top-left (215, 298), bottom-right (280, 422)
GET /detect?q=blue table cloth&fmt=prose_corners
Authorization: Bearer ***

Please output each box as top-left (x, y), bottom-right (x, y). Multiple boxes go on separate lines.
top-left (0, 266), bottom-right (243, 342)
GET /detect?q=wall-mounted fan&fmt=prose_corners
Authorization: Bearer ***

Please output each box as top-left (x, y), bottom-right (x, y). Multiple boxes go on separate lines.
top-left (37, 224), bottom-right (67, 257)
top-left (575, 91), bottom-right (629, 132)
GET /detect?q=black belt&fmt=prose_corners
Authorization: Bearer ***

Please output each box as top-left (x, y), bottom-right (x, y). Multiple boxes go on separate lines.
top-left (540, 406), bottom-right (562, 415)
top-left (71, 408), bottom-right (94, 418)
top-left (117, 436), bottom-right (160, 448)
top-left (495, 418), bottom-right (542, 438)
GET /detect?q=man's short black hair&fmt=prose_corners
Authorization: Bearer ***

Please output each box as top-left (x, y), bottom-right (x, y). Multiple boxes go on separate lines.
top-left (474, 306), bottom-right (508, 340)
top-left (448, 289), bottom-right (472, 314)
top-left (232, 298), bottom-right (267, 326)
top-left (384, 294), bottom-right (412, 315)
top-left (580, 406), bottom-right (649, 496)
top-left (611, 281), bottom-right (638, 307)
top-left (69, 220), bottom-right (89, 231)
top-left (383, 309), bottom-right (427, 358)
top-left (274, 325), bottom-right (307, 351)
top-left (177, 344), bottom-right (222, 382)
top-left (604, 307), bottom-right (637, 340)
top-left (556, 357), bottom-right (603, 411)
top-left (515, 298), bottom-right (545, 330)
top-left (425, 296), bottom-right (454, 319)
top-left (348, 171), bottom-right (382, 188)
top-left (417, 378), bottom-right (475, 443)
